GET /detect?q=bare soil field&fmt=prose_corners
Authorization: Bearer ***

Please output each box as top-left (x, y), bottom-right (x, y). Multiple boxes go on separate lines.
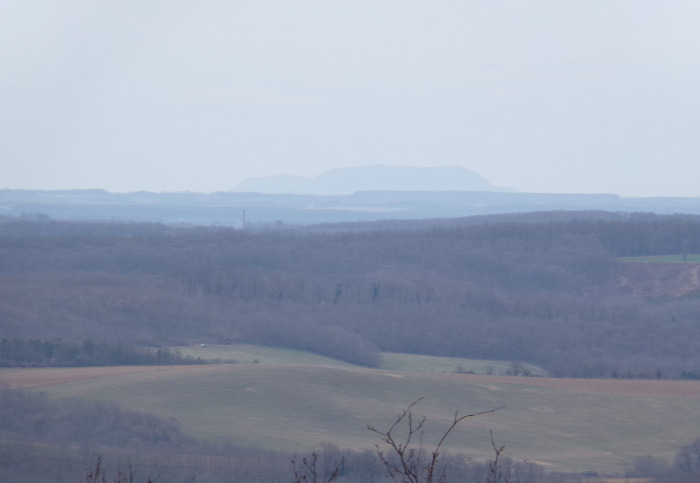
top-left (0, 365), bottom-right (212, 389)
top-left (617, 261), bottom-right (700, 298)
top-left (456, 374), bottom-right (700, 398)
top-left (3, 365), bottom-right (699, 399)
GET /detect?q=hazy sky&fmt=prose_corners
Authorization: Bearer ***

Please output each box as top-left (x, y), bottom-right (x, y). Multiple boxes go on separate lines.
top-left (2, 1), bottom-right (699, 197)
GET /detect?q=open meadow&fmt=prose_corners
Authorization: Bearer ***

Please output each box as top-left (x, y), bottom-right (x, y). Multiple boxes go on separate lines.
top-left (3, 346), bottom-right (700, 475)
top-left (173, 344), bottom-right (548, 376)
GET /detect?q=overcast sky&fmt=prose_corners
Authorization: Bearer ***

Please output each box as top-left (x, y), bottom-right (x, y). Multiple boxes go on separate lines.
top-left (2, 1), bottom-right (699, 197)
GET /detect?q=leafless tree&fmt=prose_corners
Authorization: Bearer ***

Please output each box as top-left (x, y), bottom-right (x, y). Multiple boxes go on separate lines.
top-left (85, 456), bottom-right (152, 483)
top-left (291, 451), bottom-right (344, 483)
top-left (486, 431), bottom-right (511, 483)
top-left (367, 397), bottom-right (502, 483)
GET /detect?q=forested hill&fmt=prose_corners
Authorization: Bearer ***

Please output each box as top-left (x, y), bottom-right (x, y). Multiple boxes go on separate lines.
top-left (3, 211), bottom-right (700, 378)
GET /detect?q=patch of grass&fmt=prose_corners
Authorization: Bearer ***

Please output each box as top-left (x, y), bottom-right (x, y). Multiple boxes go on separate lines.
top-left (172, 344), bottom-right (548, 376)
top-left (12, 364), bottom-right (700, 475)
top-left (174, 344), bottom-right (357, 367)
top-left (619, 254), bottom-right (700, 263)
top-left (380, 353), bottom-right (547, 376)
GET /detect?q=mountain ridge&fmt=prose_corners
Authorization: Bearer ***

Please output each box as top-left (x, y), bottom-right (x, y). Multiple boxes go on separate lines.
top-left (234, 165), bottom-right (513, 194)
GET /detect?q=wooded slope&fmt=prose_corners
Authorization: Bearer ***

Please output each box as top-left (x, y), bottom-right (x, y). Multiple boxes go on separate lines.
top-left (3, 211), bottom-right (700, 377)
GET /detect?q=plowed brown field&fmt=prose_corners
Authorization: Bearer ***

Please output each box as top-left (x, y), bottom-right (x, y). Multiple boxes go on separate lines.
top-left (0, 365), bottom-right (213, 389)
top-left (456, 374), bottom-right (700, 398)
top-left (3, 365), bottom-right (699, 399)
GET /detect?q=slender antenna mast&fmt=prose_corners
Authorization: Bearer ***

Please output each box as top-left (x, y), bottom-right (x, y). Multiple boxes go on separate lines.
top-left (241, 209), bottom-right (246, 229)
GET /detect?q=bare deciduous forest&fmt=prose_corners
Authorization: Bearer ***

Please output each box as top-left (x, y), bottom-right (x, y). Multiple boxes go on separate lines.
top-left (3, 211), bottom-right (700, 378)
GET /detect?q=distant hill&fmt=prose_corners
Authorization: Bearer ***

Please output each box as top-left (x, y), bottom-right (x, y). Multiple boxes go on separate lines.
top-left (234, 165), bottom-right (512, 194)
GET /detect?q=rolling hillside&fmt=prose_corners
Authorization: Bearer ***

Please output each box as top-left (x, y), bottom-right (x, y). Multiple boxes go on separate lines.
top-left (3, 349), bottom-right (700, 475)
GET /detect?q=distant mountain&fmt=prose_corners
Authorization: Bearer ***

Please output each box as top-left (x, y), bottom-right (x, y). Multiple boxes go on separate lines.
top-left (234, 165), bottom-right (512, 194)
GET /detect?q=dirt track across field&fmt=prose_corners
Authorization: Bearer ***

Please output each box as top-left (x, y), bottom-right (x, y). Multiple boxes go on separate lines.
top-left (2, 365), bottom-right (700, 399)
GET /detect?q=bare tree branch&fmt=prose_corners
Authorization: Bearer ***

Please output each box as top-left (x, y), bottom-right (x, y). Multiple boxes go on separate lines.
top-left (367, 398), bottom-right (503, 483)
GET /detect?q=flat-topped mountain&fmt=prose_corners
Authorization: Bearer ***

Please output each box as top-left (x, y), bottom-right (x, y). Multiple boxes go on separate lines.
top-left (234, 165), bottom-right (512, 194)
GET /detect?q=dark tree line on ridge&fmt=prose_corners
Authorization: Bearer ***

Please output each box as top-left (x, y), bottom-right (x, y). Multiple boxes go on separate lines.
top-left (0, 338), bottom-right (205, 367)
top-left (3, 211), bottom-right (700, 377)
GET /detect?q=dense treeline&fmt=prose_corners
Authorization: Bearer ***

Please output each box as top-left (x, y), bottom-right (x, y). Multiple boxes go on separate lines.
top-left (0, 339), bottom-right (205, 367)
top-left (0, 389), bottom-right (188, 447)
top-left (627, 436), bottom-right (700, 482)
top-left (3, 212), bottom-right (700, 376)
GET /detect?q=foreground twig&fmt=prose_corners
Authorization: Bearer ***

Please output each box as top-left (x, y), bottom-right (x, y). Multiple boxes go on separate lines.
top-left (367, 397), bottom-right (503, 483)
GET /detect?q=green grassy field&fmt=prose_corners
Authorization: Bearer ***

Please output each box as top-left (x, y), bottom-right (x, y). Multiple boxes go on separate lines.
top-left (6, 358), bottom-right (699, 475)
top-left (619, 254), bottom-right (700, 263)
top-left (175, 344), bottom-right (548, 376)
